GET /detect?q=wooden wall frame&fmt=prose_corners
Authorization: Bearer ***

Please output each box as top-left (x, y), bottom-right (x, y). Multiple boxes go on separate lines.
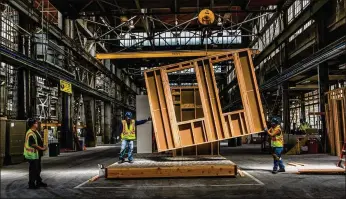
top-left (325, 87), bottom-right (346, 156)
top-left (144, 49), bottom-right (266, 152)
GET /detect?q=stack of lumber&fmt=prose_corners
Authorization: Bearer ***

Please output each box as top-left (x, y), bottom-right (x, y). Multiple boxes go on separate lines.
top-left (105, 154), bottom-right (237, 179)
top-left (325, 87), bottom-right (346, 156)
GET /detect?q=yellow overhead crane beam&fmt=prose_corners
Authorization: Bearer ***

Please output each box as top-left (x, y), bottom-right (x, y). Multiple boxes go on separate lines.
top-left (96, 49), bottom-right (259, 59)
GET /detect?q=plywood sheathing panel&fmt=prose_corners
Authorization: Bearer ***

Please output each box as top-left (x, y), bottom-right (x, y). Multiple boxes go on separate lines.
top-left (144, 49), bottom-right (266, 152)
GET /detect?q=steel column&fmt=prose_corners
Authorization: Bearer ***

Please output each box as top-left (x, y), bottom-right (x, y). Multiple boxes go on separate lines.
top-left (104, 102), bottom-right (111, 144)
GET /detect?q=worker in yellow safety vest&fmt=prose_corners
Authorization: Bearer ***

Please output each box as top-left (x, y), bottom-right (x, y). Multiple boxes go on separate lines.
top-left (299, 119), bottom-right (311, 134)
top-left (24, 118), bottom-right (48, 189)
top-left (118, 112), bottom-right (151, 163)
top-left (265, 117), bottom-right (285, 174)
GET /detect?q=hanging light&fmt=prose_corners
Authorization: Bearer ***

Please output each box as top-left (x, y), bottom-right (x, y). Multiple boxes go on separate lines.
top-left (217, 17), bottom-right (222, 26)
top-left (128, 20), bottom-right (135, 29)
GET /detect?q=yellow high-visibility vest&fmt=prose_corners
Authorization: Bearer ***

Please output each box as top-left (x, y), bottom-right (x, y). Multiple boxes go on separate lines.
top-left (121, 120), bottom-right (136, 140)
top-left (269, 125), bottom-right (283, 147)
top-left (23, 129), bottom-right (40, 160)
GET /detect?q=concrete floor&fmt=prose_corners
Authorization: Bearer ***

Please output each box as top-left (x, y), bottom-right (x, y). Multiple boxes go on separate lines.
top-left (1, 143), bottom-right (345, 199)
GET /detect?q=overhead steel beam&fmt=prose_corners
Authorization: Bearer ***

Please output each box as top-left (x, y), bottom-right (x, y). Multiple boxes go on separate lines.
top-left (134, 0), bottom-right (154, 48)
top-left (260, 36), bottom-right (346, 91)
top-left (8, 0), bottom-right (108, 73)
top-left (0, 45), bottom-right (135, 111)
top-left (96, 49), bottom-right (260, 59)
top-left (9, 1), bottom-right (136, 94)
top-left (78, 9), bottom-right (277, 17)
top-left (254, 0), bottom-right (329, 65)
top-left (76, 19), bottom-right (108, 52)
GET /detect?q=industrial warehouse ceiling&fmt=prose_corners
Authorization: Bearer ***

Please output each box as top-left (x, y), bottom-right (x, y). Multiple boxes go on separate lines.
top-left (47, 0), bottom-right (285, 87)
top-left (50, 0), bottom-right (280, 29)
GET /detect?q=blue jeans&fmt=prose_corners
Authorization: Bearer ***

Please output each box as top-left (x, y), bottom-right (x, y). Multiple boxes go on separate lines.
top-left (119, 140), bottom-right (134, 161)
top-left (272, 147), bottom-right (285, 171)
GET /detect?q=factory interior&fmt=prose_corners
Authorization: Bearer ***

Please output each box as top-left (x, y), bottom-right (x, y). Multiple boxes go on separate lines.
top-left (0, 0), bottom-right (345, 198)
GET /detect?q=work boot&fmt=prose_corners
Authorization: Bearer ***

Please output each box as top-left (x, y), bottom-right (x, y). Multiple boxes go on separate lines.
top-left (272, 170), bottom-right (278, 174)
top-left (278, 168), bottom-right (286, 172)
top-left (128, 160), bottom-right (134, 164)
top-left (28, 183), bottom-right (39, 189)
top-left (36, 182), bottom-right (48, 187)
top-left (118, 159), bottom-right (125, 164)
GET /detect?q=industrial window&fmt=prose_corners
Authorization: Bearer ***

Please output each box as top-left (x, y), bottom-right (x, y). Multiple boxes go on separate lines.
top-left (0, 4), bottom-right (19, 118)
top-left (290, 99), bottom-right (301, 130)
top-left (287, 0), bottom-right (311, 24)
top-left (289, 20), bottom-right (314, 42)
top-left (120, 30), bottom-right (241, 47)
top-left (304, 90), bottom-right (321, 129)
top-left (288, 6), bottom-right (293, 23)
top-left (1, 4), bottom-right (19, 51)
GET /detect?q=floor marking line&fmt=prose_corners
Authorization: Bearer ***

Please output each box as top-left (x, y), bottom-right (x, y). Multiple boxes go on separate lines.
top-left (242, 171), bottom-right (265, 185)
top-left (74, 179), bottom-right (91, 189)
top-left (75, 170), bottom-right (265, 189)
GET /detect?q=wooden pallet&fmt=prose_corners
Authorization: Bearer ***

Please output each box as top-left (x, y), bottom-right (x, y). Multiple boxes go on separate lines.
top-left (105, 154), bottom-right (237, 179)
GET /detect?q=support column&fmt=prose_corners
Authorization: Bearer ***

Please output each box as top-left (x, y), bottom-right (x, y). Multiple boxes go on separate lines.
top-left (104, 102), bottom-right (111, 144)
top-left (100, 101), bottom-right (105, 143)
top-left (84, 96), bottom-right (96, 147)
top-left (282, 9), bottom-right (290, 134)
top-left (61, 93), bottom-right (73, 149)
top-left (316, 9), bottom-right (329, 153)
top-left (282, 83), bottom-right (290, 134)
top-left (17, 68), bottom-right (28, 119)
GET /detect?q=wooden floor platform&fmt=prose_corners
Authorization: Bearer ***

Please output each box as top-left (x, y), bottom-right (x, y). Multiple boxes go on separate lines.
top-left (105, 154), bottom-right (237, 179)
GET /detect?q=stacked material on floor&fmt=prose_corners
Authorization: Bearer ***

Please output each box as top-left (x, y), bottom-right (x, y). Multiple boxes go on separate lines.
top-left (105, 154), bottom-right (237, 179)
top-left (144, 49), bottom-right (266, 152)
top-left (325, 87), bottom-right (346, 157)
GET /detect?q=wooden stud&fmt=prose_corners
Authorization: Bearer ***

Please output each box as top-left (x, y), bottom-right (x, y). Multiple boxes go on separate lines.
top-left (154, 71), bottom-right (174, 149)
top-left (202, 60), bottom-right (222, 140)
top-left (208, 60), bottom-right (230, 138)
top-left (144, 72), bottom-right (163, 150)
top-left (333, 99), bottom-right (341, 157)
top-left (160, 70), bottom-right (181, 149)
top-left (194, 61), bottom-right (215, 142)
